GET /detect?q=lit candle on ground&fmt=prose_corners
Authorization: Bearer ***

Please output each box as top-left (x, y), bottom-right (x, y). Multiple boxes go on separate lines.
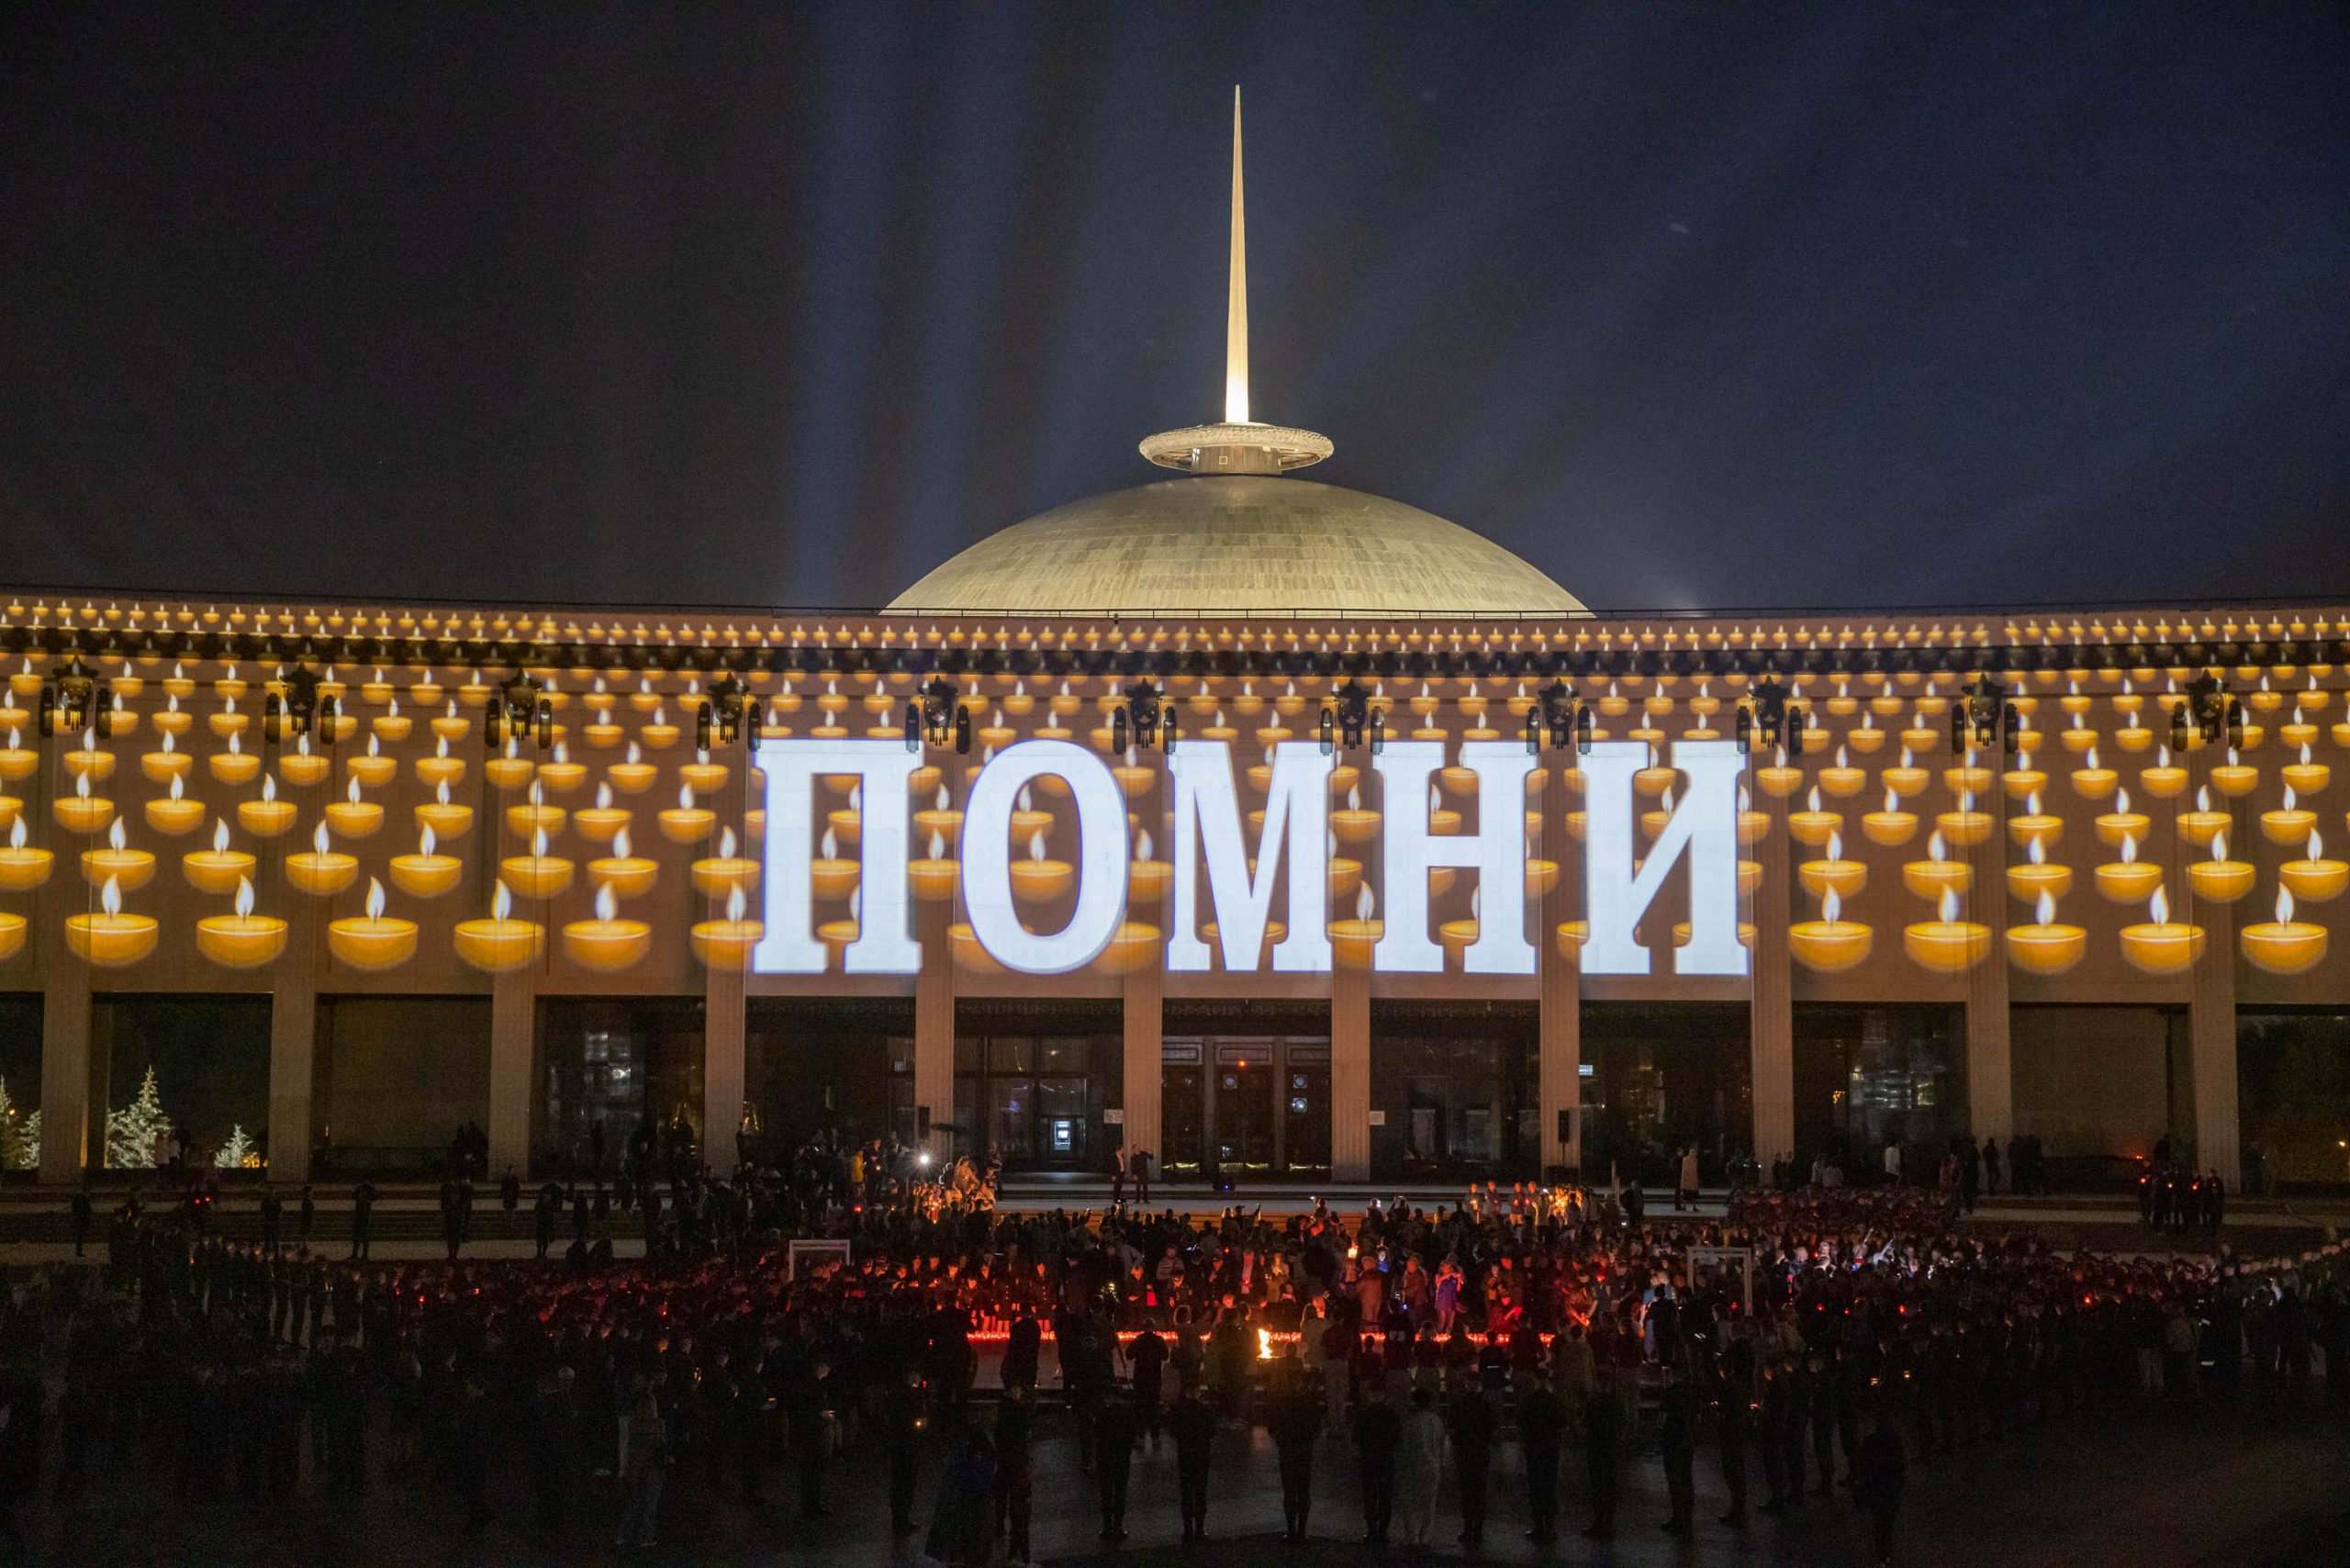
top-left (55, 769), bottom-right (114, 834)
top-left (287, 820), bottom-right (359, 895)
top-left (237, 772), bottom-right (297, 838)
top-left (658, 781), bottom-right (714, 845)
top-left (691, 824), bottom-right (760, 899)
top-left (80, 815), bottom-right (155, 890)
top-left (328, 878), bottom-right (418, 970)
top-left (2008, 890), bottom-right (2086, 976)
top-left (390, 823), bottom-right (463, 899)
top-left (2188, 829), bottom-right (2255, 903)
top-left (500, 827), bottom-right (575, 900)
top-left (2093, 832), bottom-right (2164, 902)
top-left (0, 817), bottom-right (53, 890)
top-left (1905, 887), bottom-right (1991, 973)
top-left (144, 771), bottom-right (205, 835)
top-left (692, 884), bottom-right (764, 969)
top-left (1790, 887), bottom-right (1873, 972)
top-left (2007, 833), bottom-right (2073, 902)
top-left (589, 825), bottom-right (659, 899)
top-left (326, 775), bottom-right (386, 839)
top-left (183, 817), bottom-right (255, 894)
top-left (1798, 830), bottom-right (1866, 901)
top-left (1329, 884), bottom-right (1382, 969)
top-left (2118, 886), bottom-right (2203, 976)
top-left (2280, 827), bottom-right (2347, 902)
top-left (196, 875), bottom-right (287, 969)
top-left (455, 879), bottom-right (546, 972)
top-left (2241, 886), bottom-right (2327, 975)
top-left (66, 874), bottom-right (157, 967)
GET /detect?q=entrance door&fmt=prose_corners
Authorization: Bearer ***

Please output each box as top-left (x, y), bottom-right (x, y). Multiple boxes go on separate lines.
top-left (1215, 1058), bottom-right (1274, 1174)
top-left (1161, 1057), bottom-right (1205, 1175)
top-left (1283, 1054), bottom-right (1330, 1174)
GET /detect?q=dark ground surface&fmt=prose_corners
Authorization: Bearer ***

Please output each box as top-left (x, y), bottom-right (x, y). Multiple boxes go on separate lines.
top-left (15, 1393), bottom-right (2345, 1567)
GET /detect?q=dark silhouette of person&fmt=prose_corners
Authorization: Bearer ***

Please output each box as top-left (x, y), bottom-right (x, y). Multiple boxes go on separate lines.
top-left (1446, 1380), bottom-right (1498, 1548)
top-left (1352, 1381), bottom-right (1403, 1547)
top-left (788, 1353), bottom-right (831, 1518)
top-left (1003, 1310), bottom-right (1042, 1394)
top-left (1583, 1371), bottom-right (1627, 1539)
top-left (1094, 1390), bottom-right (1138, 1541)
top-left (1717, 1325), bottom-right (1757, 1525)
top-left (1516, 1366), bottom-right (1566, 1542)
top-left (348, 1179), bottom-right (375, 1260)
top-left (1267, 1364), bottom-right (1323, 1541)
top-left (996, 1384), bottom-right (1036, 1565)
top-left (258, 1184), bottom-right (282, 1256)
top-left (1127, 1327), bottom-right (1167, 1447)
top-left (1169, 1382), bottom-right (1216, 1542)
top-left (70, 1184), bottom-right (93, 1257)
top-left (882, 1370), bottom-right (923, 1533)
top-left (1854, 1411), bottom-right (1908, 1566)
top-left (1661, 1358), bottom-right (1700, 1535)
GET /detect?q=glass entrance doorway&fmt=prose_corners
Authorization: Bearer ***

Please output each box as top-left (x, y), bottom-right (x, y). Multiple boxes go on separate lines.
top-left (1163, 1033), bottom-right (1330, 1181)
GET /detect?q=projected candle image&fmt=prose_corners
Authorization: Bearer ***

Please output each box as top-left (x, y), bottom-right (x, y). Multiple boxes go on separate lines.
top-left (1903, 828), bottom-right (1971, 899)
top-left (2119, 886), bottom-right (2203, 976)
top-left (1905, 886), bottom-right (1991, 973)
top-left (2009, 889), bottom-right (2087, 976)
top-left (2189, 828), bottom-right (2255, 903)
top-left (197, 875), bottom-right (286, 969)
top-left (693, 882), bottom-right (764, 969)
top-left (326, 878), bottom-right (416, 971)
top-left (391, 823), bottom-right (462, 898)
top-left (2281, 827), bottom-right (2347, 902)
top-left (1330, 882), bottom-right (1382, 968)
top-left (82, 815), bottom-right (155, 891)
top-left (288, 820), bottom-right (358, 896)
top-left (455, 879), bottom-right (544, 973)
top-left (2241, 885), bottom-right (2326, 975)
top-left (67, 874), bottom-right (157, 968)
top-left (1799, 828), bottom-right (1865, 901)
top-left (1789, 885), bottom-right (1872, 972)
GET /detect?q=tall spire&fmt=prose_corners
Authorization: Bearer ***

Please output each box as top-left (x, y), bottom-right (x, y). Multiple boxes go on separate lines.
top-left (1137, 89), bottom-right (1330, 475)
top-left (1225, 86), bottom-right (1249, 426)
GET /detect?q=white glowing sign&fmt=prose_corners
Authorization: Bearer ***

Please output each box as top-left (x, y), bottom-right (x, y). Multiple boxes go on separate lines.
top-left (752, 734), bottom-right (1747, 978)
top-left (1579, 739), bottom-right (1747, 976)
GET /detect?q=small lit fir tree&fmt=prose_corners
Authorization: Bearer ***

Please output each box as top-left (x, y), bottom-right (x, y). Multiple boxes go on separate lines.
top-left (215, 1125), bottom-right (260, 1170)
top-left (0, 1077), bottom-right (38, 1170)
top-left (106, 1065), bottom-right (169, 1170)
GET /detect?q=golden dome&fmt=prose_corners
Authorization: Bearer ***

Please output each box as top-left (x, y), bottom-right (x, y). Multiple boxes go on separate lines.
top-left (885, 475), bottom-right (1586, 617)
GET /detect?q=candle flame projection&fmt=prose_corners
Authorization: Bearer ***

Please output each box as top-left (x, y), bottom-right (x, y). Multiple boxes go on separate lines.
top-left (327, 876), bottom-right (418, 971)
top-left (197, 873), bottom-right (288, 969)
top-left (66, 873), bottom-right (158, 968)
top-left (1902, 825), bottom-right (1972, 900)
top-left (1330, 880), bottom-right (1382, 969)
top-left (1904, 883), bottom-right (1991, 974)
top-left (390, 821), bottom-right (463, 898)
top-left (2115, 883), bottom-right (2205, 976)
top-left (1790, 883), bottom-right (1873, 972)
top-left (565, 878), bottom-right (652, 971)
top-left (691, 880), bottom-right (764, 969)
top-left (2242, 884), bottom-right (2327, 975)
top-left (455, 877), bottom-right (545, 973)
top-left (2009, 887), bottom-right (2087, 976)
top-left (2281, 826), bottom-right (2347, 902)
top-left (0, 815), bottom-right (52, 890)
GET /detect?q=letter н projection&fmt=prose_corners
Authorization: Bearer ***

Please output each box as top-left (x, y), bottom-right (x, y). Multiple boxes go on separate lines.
top-left (962, 739), bottom-right (1130, 974)
top-left (1166, 739), bottom-right (1332, 972)
top-left (753, 739), bottom-right (922, 974)
top-left (1581, 738), bottom-right (1746, 976)
top-left (1371, 739), bottom-right (1538, 974)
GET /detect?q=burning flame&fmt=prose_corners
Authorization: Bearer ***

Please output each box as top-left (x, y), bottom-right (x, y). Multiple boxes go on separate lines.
top-left (1927, 829), bottom-right (1947, 862)
top-left (1823, 887), bottom-right (1842, 924)
top-left (1807, 786), bottom-right (1821, 813)
top-left (1826, 829), bottom-right (1843, 860)
top-left (2149, 887), bottom-right (2169, 926)
top-left (420, 823), bottom-right (438, 857)
top-left (6, 819), bottom-right (20, 854)
top-left (362, 878), bottom-right (386, 920)
top-left (492, 879), bottom-right (514, 922)
top-left (2211, 830), bottom-right (2229, 863)
top-left (678, 782), bottom-right (697, 811)
top-left (2035, 890), bottom-right (2056, 927)
top-left (719, 825), bottom-right (737, 859)
top-left (1027, 829), bottom-right (1047, 863)
top-left (595, 882), bottom-right (618, 923)
top-left (928, 831), bottom-right (946, 860)
top-left (348, 776), bottom-right (364, 806)
top-left (532, 827), bottom-right (549, 858)
top-left (614, 827), bottom-right (633, 860)
top-left (726, 884), bottom-right (746, 924)
top-left (108, 817), bottom-right (126, 852)
top-left (2276, 886), bottom-right (2295, 925)
top-left (2310, 827), bottom-right (2325, 860)
top-left (1135, 830), bottom-right (1154, 863)
top-left (211, 818), bottom-right (229, 854)
top-left (101, 874), bottom-right (121, 918)
top-left (235, 876), bottom-right (255, 919)
top-left (261, 772), bottom-right (276, 803)
top-left (1356, 883), bottom-right (1375, 922)
top-left (1938, 888), bottom-right (1959, 924)
top-left (820, 827), bottom-right (836, 860)
top-left (2121, 833), bottom-right (2138, 864)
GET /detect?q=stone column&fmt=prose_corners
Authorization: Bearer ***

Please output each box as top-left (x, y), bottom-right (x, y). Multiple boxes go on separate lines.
top-left (1330, 959), bottom-right (1371, 1182)
top-left (1963, 779), bottom-right (2014, 1143)
top-left (1538, 752), bottom-right (1582, 1173)
top-left (486, 965), bottom-right (536, 1177)
top-left (913, 894), bottom-right (955, 1161)
top-left (266, 896), bottom-right (321, 1182)
top-left (2187, 879), bottom-right (2241, 1188)
top-left (702, 964), bottom-right (746, 1177)
top-left (1748, 772), bottom-right (1796, 1169)
top-left (38, 902), bottom-right (92, 1183)
top-left (1122, 966), bottom-right (1162, 1172)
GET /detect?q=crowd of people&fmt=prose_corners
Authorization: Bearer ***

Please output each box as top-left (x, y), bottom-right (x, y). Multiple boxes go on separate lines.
top-left (0, 1148), bottom-right (2342, 1562)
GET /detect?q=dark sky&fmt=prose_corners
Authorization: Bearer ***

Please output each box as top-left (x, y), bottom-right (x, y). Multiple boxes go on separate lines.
top-left (2, 4), bottom-right (2344, 616)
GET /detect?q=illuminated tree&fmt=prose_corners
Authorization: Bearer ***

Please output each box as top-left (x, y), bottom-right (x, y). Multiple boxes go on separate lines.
top-left (0, 1079), bottom-right (37, 1170)
top-left (215, 1125), bottom-right (260, 1170)
top-left (106, 1066), bottom-right (168, 1170)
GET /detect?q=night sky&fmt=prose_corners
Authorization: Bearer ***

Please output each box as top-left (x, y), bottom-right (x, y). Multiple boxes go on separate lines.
top-left (2, 4), bottom-right (2344, 616)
